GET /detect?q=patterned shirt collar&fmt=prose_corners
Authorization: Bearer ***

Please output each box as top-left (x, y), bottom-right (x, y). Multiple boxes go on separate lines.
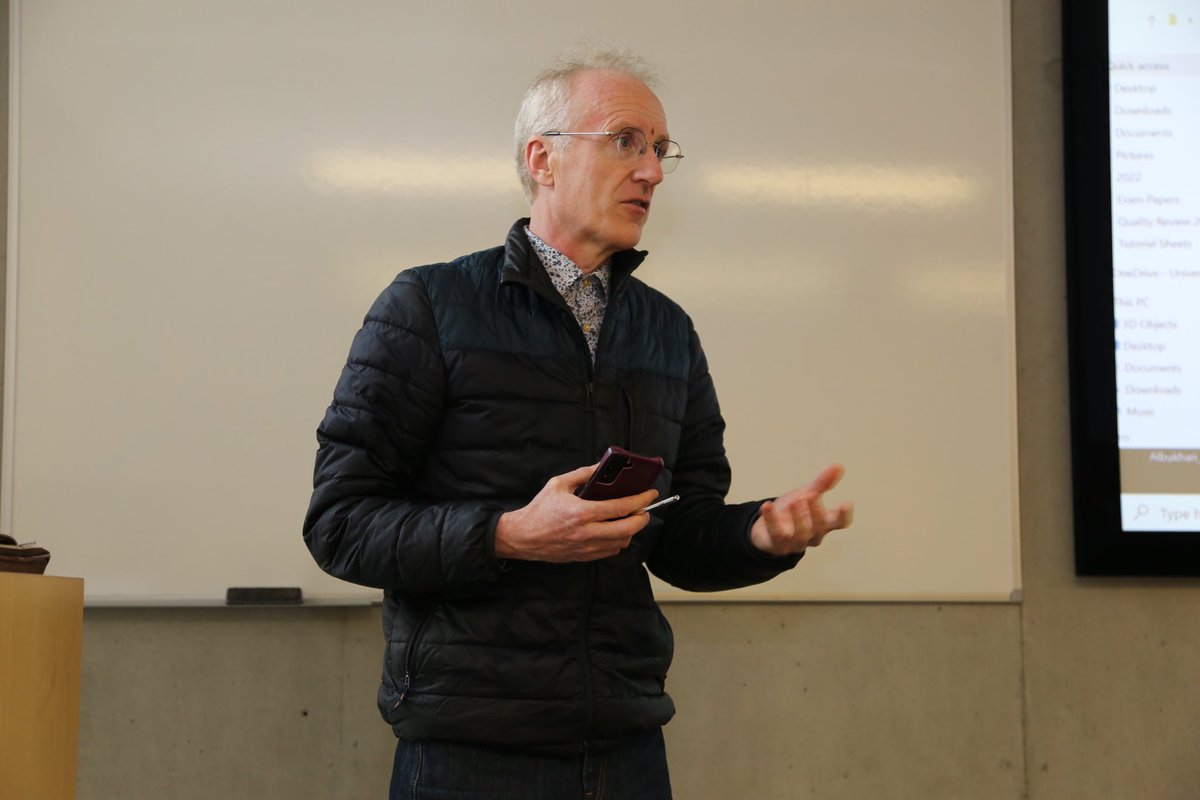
top-left (524, 227), bottom-right (611, 299)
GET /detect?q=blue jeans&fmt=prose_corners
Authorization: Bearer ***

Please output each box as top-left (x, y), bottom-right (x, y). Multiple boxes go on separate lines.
top-left (388, 728), bottom-right (673, 800)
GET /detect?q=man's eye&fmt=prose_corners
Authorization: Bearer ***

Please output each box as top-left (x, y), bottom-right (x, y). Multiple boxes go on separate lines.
top-left (614, 133), bottom-right (635, 150)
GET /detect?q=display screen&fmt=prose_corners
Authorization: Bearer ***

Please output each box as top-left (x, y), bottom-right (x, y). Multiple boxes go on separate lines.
top-left (1108, 2), bottom-right (1200, 533)
top-left (1065, 0), bottom-right (1200, 573)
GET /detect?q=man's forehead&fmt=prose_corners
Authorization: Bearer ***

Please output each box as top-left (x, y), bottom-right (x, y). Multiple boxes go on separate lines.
top-left (571, 70), bottom-right (667, 133)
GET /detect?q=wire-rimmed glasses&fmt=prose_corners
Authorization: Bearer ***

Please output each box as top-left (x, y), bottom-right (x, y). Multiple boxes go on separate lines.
top-left (541, 128), bottom-right (684, 174)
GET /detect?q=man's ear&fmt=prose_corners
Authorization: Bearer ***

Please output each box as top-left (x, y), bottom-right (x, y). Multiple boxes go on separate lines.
top-left (526, 138), bottom-right (554, 191)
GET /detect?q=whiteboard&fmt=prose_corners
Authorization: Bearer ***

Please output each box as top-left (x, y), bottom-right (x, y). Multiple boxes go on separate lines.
top-left (4, 0), bottom-right (1018, 604)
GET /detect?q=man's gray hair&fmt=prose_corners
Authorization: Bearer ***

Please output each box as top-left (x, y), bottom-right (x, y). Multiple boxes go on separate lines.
top-left (514, 45), bottom-right (660, 202)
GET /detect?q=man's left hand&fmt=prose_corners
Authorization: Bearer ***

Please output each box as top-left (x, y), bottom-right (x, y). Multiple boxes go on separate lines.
top-left (749, 464), bottom-right (854, 556)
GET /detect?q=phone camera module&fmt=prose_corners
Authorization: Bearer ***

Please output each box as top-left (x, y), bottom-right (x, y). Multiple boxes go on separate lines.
top-left (598, 457), bottom-right (629, 483)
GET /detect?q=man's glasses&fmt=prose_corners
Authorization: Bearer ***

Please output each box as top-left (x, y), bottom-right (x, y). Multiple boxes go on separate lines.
top-left (541, 128), bottom-right (684, 174)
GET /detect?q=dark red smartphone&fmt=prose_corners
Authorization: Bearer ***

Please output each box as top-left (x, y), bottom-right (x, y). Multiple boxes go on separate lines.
top-left (575, 446), bottom-right (664, 501)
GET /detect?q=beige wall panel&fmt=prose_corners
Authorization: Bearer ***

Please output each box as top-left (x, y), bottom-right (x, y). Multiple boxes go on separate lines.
top-left (77, 608), bottom-right (366, 800)
top-left (335, 607), bottom-right (399, 795)
top-left (662, 604), bottom-right (1025, 799)
top-left (1023, 587), bottom-right (1200, 799)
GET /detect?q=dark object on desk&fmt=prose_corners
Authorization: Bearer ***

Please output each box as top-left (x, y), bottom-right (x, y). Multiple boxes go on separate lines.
top-left (226, 587), bottom-right (303, 606)
top-left (0, 533), bottom-right (51, 574)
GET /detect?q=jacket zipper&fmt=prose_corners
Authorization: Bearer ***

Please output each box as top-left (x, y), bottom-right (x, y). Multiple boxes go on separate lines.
top-left (585, 381), bottom-right (596, 457)
top-left (579, 562), bottom-right (598, 742)
top-left (512, 266), bottom-right (632, 745)
top-left (394, 605), bottom-right (435, 707)
top-left (579, 328), bottom-right (598, 743)
top-left (576, 270), bottom-right (632, 744)
top-left (621, 387), bottom-right (634, 450)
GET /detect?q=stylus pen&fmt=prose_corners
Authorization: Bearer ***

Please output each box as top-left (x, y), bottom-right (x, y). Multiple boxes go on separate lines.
top-left (638, 495), bottom-right (680, 514)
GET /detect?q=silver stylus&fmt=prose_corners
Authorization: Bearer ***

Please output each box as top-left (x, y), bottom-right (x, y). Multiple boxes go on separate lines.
top-left (637, 495), bottom-right (680, 514)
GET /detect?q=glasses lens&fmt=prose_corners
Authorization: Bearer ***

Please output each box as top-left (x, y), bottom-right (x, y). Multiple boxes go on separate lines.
top-left (611, 129), bottom-right (683, 174)
top-left (612, 128), bottom-right (646, 158)
top-left (656, 140), bottom-right (682, 173)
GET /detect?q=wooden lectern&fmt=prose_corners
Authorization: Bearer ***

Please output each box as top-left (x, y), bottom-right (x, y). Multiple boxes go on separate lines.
top-left (0, 573), bottom-right (84, 800)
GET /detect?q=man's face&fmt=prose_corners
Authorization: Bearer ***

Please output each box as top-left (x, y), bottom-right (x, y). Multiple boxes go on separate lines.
top-left (540, 71), bottom-right (668, 264)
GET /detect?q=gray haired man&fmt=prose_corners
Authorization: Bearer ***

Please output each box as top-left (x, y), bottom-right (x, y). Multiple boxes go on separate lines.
top-left (304, 46), bottom-right (851, 800)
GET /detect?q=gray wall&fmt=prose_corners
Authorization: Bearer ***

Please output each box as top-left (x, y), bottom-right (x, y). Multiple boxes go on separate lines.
top-left (4, 1), bottom-right (1199, 797)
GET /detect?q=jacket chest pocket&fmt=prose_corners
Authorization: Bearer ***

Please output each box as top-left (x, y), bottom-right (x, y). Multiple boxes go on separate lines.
top-left (611, 376), bottom-right (686, 459)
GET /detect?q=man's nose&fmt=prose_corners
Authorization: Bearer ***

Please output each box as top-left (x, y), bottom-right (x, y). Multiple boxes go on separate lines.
top-left (633, 148), bottom-right (664, 185)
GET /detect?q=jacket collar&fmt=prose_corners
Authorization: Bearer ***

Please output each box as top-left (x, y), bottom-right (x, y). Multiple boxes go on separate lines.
top-left (500, 218), bottom-right (647, 299)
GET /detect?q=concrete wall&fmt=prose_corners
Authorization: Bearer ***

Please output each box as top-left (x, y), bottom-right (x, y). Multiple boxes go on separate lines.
top-left (4, 1), bottom-right (1199, 797)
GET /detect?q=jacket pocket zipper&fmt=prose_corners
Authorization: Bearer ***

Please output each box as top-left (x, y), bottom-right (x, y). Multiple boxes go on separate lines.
top-left (621, 387), bottom-right (634, 450)
top-left (394, 604), bottom-right (435, 708)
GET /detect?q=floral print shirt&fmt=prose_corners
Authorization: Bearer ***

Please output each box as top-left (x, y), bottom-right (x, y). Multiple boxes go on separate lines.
top-left (524, 226), bottom-right (612, 364)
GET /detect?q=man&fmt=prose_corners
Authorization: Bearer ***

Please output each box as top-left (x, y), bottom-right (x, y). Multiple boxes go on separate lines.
top-left (304, 47), bottom-right (852, 799)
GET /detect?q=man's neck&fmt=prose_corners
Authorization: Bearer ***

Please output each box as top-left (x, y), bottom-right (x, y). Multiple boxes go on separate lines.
top-left (527, 211), bottom-right (609, 274)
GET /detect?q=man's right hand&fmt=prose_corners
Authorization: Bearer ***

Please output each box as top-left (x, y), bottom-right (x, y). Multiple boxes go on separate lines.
top-left (494, 463), bottom-right (659, 562)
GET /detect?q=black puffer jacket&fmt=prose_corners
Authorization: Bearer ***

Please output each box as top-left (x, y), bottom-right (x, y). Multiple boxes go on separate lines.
top-left (304, 219), bottom-right (799, 751)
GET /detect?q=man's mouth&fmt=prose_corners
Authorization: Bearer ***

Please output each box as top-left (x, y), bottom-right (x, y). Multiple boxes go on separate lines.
top-left (623, 199), bottom-right (651, 211)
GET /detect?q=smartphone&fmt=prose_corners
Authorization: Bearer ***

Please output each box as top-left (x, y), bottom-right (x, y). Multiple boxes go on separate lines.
top-left (576, 446), bottom-right (664, 501)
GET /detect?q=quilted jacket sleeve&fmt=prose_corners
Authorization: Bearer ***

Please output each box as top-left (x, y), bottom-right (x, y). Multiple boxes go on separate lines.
top-left (302, 270), bottom-right (507, 594)
top-left (646, 322), bottom-right (802, 591)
